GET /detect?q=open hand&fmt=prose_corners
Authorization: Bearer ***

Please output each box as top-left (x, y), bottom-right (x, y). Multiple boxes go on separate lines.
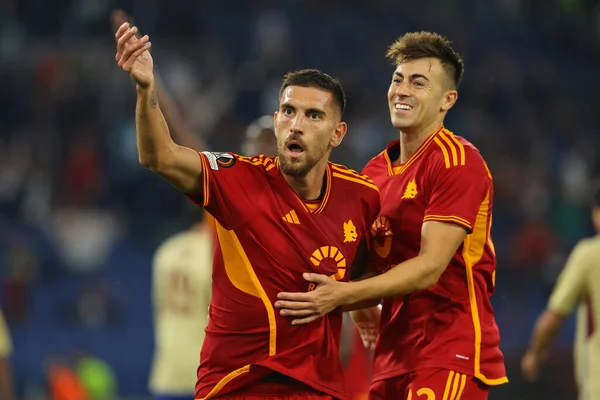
top-left (275, 273), bottom-right (347, 325)
top-left (114, 22), bottom-right (153, 88)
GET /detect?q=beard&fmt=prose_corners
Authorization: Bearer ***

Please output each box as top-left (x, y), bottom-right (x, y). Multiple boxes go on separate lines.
top-left (278, 136), bottom-right (330, 178)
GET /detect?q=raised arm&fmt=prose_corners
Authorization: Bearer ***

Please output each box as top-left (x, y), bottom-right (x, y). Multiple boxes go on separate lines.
top-left (111, 10), bottom-right (209, 151)
top-left (114, 22), bottom-right (203, 196)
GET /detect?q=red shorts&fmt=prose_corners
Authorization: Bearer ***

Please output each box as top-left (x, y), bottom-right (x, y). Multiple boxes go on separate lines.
top-left (213, 381), bottom-right (335, 400)
top-left (369, 369), bottom-right (489, 400)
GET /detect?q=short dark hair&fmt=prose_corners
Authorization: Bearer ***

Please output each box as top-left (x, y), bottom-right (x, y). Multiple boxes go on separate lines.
top-left (279, 69), bottom-right (346, 117)
top-left (386, 31), bottom-right (465, 89)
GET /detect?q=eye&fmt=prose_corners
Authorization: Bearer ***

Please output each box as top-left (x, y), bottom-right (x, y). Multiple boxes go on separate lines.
top-left (392, 78), bottom-right (401, 84)
top-left (282, 107), bottom-right (293, 116)
top-left (308, 113), bottom-right (321, 121)
top-left (414, 80), bottom-right (425, 87)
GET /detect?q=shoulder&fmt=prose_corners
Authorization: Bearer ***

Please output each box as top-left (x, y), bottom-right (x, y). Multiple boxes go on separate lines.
top-left (572, 236), bottom-right (600, 258)
top-left (331, 162), bottom-right (379, 195)
top-left (365, 148), bottom-right (388, 166)
top-left (236, 154), bottom-right (277, 171)
top-left (362, 145), bottom-right (393, 176)
top-left (201, 152), bottom-right (276, 172)
top-left (428, 129), bottom-right (491, 178)
top-left (330, 163), bottom-right (380, 214)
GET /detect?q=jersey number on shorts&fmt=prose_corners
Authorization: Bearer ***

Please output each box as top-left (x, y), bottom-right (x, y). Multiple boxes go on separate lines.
top-left (407, 388), bottom-right (435, 400)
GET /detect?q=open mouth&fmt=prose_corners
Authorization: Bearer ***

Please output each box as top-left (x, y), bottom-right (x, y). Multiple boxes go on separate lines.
top-left (286, 140), bottom-right (305, 156)
top-left (395, 103), bottom-right (413, 111)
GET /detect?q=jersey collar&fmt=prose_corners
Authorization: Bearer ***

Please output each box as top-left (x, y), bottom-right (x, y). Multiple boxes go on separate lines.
top-left (384, 126), bottom-right (444, 176)
top-left (275, 157), bottom-right (332, 215)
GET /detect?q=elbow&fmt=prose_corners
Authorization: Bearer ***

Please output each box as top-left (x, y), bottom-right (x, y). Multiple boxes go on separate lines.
top-left (542, 308), bottom-right (567, 330)
top-left (139, 154), bottom-right (159, 171)
top-left (139, 144), bottom-right (177, 172)
top-left (139, 154), bottom-right (171, 174)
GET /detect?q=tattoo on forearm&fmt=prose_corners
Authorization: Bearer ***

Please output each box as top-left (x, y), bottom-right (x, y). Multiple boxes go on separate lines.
top-left (150, 89), bottom-right (158, 109)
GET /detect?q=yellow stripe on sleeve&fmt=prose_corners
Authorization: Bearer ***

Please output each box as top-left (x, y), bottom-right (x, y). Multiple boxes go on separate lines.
top-left (440, 132), bottom-right (459, 166)
top-left (433, 137), bottom-right (451, 169)
top-left (423, 215), bottom-right (473, 231)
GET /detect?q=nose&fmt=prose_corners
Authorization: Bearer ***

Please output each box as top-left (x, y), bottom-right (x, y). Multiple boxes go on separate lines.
top-left (392, 80), bottom-right (410, 98)
top-left (289, 114), bottom-right (304, 134)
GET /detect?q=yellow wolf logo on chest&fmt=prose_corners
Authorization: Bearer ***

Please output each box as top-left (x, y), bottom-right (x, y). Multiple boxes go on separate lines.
top-left (343, 220), bottom-right (358, 243)
top-left (401, 179), bottom-right (418, 199)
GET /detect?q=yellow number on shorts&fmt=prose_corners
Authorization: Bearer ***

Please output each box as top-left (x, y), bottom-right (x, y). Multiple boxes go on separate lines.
top-left (407, 387), bottom-right (435, 400)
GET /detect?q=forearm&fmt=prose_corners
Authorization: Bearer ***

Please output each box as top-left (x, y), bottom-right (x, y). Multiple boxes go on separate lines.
top-left (342, 299), bottom-right (380, 312)
top-left (527, 309), bottom-right (565, 359)
top-left (341, 255), bottom-right (441, 304)
top-left (135, 84), bottom-right (178, 170)
top-left (342, 272), bottom-right (380, 311)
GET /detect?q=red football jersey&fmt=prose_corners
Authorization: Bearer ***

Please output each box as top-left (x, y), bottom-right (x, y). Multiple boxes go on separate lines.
top-left (190, 152), bottom-right (380, 400)
top-left (362, 127), bottom-right (507, 386)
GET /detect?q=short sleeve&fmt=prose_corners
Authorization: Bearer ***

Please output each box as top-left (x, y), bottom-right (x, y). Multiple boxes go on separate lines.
top-left (187, 152), bottom-right (264, 230)
top-left (548, 242), bottom-right (591, 316)
top-left (0, 309), bottom-right (12, 358)
top-left (423, 159), bottom-right (491, 233)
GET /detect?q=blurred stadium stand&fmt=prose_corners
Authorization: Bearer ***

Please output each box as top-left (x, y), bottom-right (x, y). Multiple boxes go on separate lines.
top-left (1, 0), bottom-right (599, 398)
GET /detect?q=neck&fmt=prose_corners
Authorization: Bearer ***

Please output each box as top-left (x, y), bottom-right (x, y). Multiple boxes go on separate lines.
top-left (281, 158), bottom-right (328, 200)
top-left (397, 119), bottom-right (444, 164)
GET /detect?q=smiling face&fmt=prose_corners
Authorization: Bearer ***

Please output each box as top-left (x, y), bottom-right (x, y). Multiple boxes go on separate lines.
top-left (274, 85), bottom-right (347, 177)
top-left (387, 57), bottom-right (458, 133)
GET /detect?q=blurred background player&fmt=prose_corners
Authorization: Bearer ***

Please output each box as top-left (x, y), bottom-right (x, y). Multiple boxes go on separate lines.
top-left (522, 181), bottom-right (600, 400)
top-left (149, 210), bottom-right (213, 400)
top-left (242, 115), bottom-right (278, 157)
top-left (0, 307), bottom-right (15, 400)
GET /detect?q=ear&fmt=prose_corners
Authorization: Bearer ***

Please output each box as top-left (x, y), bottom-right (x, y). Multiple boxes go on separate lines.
top-left (441, 90), bottom-right (458, 112)
top-left (330, 121), bottom-right (348, 148)
top-left (273, 111), bottom-right (279, 137)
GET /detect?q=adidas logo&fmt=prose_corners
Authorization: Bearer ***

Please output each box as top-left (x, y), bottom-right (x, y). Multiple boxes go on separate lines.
top-left (282, 210), bottom-right (300, 224)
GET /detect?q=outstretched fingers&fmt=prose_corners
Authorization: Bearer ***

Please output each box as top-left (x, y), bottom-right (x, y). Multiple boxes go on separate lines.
top-left (119, 35), bottom-right (151, 70)
top-left (114, 21), bottom-right (130, 40)
top-left (115, 26), bottom-right (138, 62)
